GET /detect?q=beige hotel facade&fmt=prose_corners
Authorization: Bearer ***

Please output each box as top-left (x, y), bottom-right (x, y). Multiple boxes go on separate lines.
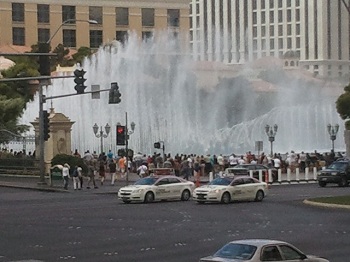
top-left (0, 0), bottom-right (190, 50)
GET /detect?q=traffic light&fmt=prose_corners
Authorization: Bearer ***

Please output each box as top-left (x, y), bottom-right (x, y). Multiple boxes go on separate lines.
top-left (109, 82), bottom-right (121, 104)
top-left (43, 110), bottom-right (50, 141)
top-left (154, 142), bottom-right (161, 149)
top-left (38, 42), bottom-right (50, 76)
top-left (74, 69), bottom-right (87, 94)
top-left (116, 125), bottom-right (126, 145)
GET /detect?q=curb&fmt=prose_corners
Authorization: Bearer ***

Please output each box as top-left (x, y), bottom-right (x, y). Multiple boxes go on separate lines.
top-left (0, 183), bottom-right (69, 193)
top-left (303, 199), bottom-right (350, 210)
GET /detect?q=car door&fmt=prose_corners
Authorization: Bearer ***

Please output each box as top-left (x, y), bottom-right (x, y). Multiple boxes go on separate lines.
top-left (230, 178), bottom-right (245, 200)
top-left (155, 178), bottom-right (171, 199)
top-left (240, 177), bottom-right (257, 200)
top-left (167, 177), bottom-right (182, 199)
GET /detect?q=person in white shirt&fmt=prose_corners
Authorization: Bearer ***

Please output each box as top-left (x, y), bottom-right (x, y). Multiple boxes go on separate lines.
top-left (273, 157), bottom-right (281, 169)
top-left (137, 164), bottom-right (148, 178)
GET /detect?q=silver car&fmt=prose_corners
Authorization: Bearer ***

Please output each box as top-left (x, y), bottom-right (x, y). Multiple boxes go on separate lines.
top-left (200, 239), bottom-right (329, 262)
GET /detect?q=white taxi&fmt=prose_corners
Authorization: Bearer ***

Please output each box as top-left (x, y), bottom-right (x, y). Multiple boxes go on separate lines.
top-left (193, 176), bottom-right (268, 204)
top-left (118, 175), bottom-right (195, 203)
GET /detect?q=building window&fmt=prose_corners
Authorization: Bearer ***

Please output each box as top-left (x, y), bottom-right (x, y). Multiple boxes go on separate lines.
top-left (270, 39), bottom-right (275, 49)
top-left (287, 10), bottom-right (291, 22)
top-left (287, 0), bottom-right (292, 7)
top-left (89, 6), bottom-right (102, 24)
top-left (296, 24), bottom-right (300, 35)
top-left (63, 29), bottom-right (76, 47)
top-left (278, 25), bottom-right (283, 35)
top-left (62, 6), bottom-right (76, 23)
top-left (116, 31), bottom-right (128, 44)
top-left (269, 11), bottom-right (274, 23)
top-left (296, 9), bottom-right (300, 21)
top-left (296, 0), bottom-right (300, 6)
top-left (261, 0), bottom-right (265, 9)
top-left (253, 12), bottom-right (257, 24)
top-left (262, 26), bottom-right (266, 37)
top-left (296, 37), bottom-right (300, 48)
top-left (142, 8), bottom-right (155, 27)
top-left (12, 3), bottom-right (24, 22)
top-left (90, 30), bottom-right (102, 48)
top-left (168, 9), bottom-right (180, 27)
top-left (278, 38), bottom-right (283, 49)
top-left (287, 38), bottom-right (292, 49)
top-left (116, 7), bottom-right (129, 26)
top-left (287, 24), bottom-right (292, 35)
top-left (12, 27), bottom-right (25, 45)
top-left (142, 31), bottom-right (153, 41)
top-left (261, 11), bottom-right (266, 24)
top-left (253, 27), bottom-right (258, 38)
top-left (37, 4), bottom-right (49, 23)
top-left (253, 0), bottom-right (257, 10)
top-left (290, 61), bottom-right (295, 66)
top-left (38, 28), bottom-right (50, 43)
top-left (278, 10), bottom-right (283, 22)
top-left (270, 25), bottom-right (274, 36)
top-left (278, 0), bottom-right (283, 8)
top-left (269, 0), bottom-right (274, 8)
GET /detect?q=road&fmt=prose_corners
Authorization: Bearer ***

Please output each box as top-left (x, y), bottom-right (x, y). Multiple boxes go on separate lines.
top-left (0, 184), bottom-right (349, 262)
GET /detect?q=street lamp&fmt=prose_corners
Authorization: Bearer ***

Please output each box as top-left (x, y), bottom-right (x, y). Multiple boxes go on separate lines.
top-left (265, 124), bottom-right (278, 156)
top-left (327, 124), bottom-right (339, 152)
top-left (46, 19), bottom-right (98, 44)
top-left (93, 123), bottom-right (111, 154)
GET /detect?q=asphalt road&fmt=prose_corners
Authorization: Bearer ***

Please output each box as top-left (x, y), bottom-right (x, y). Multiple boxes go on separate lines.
top-left (0, 184), bottom-right (349, 262)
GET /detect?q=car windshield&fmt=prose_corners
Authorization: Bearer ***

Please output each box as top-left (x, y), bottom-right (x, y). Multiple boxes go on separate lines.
top-left (134, 177), bottom-right (158, 185)
top-left (327, 162), bottom-right (348, 171)
top-left (209, 177), bottom-right (233, 186)
top-left (214, 243), bottom-right (257, 260)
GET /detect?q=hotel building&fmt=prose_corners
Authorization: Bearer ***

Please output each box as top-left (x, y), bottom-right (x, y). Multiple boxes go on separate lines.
top-left (190, 0), bottom-right (350, 77)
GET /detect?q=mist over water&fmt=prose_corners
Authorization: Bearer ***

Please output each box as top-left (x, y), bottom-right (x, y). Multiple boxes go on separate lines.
top-left (21, 33), bottom-right (344, 155)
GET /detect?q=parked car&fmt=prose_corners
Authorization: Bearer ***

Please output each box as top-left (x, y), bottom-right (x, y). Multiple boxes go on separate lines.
top-left (200, 239), bottom-right (329, 262)
top-left (118, 175), bottom-right (195, 203)
top-left (317, 159), bottom-right (350, 187)
top-left (232, 164), bottom-right (278, 182)
top-left (193, 176), bottom-right (268, 204)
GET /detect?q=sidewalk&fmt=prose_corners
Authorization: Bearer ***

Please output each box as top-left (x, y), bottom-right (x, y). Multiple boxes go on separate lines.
top-left (0, 173), bottom-right (210, 193)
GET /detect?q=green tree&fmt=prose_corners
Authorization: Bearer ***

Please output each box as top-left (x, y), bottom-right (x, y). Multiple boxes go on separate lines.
top-left (336, 84), bottom-right (350, 130)
top-left (72, 46), bottom-right (93, 65)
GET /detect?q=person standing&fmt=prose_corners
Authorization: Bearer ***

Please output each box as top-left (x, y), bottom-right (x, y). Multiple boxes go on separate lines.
top-left (86, 160), bottom-right (98, 189)
top-left (137, 163), bottom-right (148, 178)
top-left (109, 159), bottom-right (117, 185)
top-left (99, 159), bottom-right (106, 186)
top-left (72, 166), bottom-right (81, 190)
top-left (118, 156), bottom-right (126, 178)
top-left (62, 163), bottom-right (70, 190)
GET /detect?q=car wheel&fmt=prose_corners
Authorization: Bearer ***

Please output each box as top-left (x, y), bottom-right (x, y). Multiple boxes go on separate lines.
top-left (338, 177), bottom-right (348, 187)
top-left (318, 181), bottom-right (326, 187)
top-left (221, 192), bottom-right (231, 204)
top-left (144, 192), bottom-right (154, 203)
top-left (181, 189), bottom-right (191, 201)
top-left (122, 200), bottom-right (131, 204)
top-left (255, 190), bottom-right (264, 202)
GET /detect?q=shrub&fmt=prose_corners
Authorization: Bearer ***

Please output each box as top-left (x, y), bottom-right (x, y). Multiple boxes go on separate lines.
top-left (51, 154), bottom-right (87, 174)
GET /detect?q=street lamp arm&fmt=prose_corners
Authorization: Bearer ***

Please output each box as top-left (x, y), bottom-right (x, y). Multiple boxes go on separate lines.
top-left (46, 19), bottom-right (98, 44)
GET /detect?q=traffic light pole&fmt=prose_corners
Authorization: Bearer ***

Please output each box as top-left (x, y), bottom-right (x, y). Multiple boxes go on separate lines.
top-left (38, 82), bottom-right (46, 184)
top-left (125, 112), bottom-right (129, 185)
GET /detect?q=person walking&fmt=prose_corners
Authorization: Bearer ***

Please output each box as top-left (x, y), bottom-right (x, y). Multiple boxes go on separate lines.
top-left (62, 163), bottom-right (70, 190)
top-left (137, 163), bottom-right (148, 178)
top-left (86, 160), bottom-right (98, 189)
top-left (99, 159), bottom-right (106, 186)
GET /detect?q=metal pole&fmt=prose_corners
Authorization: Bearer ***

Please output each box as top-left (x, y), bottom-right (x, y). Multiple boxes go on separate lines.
top-left (100, 128), bottom-right (103, 153)
top-left (270, 140), bottom-right (273, 157)
top-left (332, 140), bottom-right (335, 152)
top-left (38, 83), bottom-right (46, 185)
top-left (125, 112), bottom-right (129, 185)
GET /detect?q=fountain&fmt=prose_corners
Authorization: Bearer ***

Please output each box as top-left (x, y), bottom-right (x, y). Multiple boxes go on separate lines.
top-left (20, 32), bottom-right (345, 155)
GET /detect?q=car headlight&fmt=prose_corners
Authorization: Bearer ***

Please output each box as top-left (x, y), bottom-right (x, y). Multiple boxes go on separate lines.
top-left (133, 189), bottom-right (143, 193)
top-left (331, 172), bottom-right (338, 176)
top-left (210, 189), bottom-right (222, 194)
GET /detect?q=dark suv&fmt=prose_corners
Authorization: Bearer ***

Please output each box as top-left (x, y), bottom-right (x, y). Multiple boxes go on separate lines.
top-left (317, 160), bottom-right (350, 187)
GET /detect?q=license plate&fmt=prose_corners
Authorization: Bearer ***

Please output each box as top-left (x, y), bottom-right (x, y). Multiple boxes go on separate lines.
top-left (322, 178), bottom-right (327, 181)
top-left (197, 195), bottom-right (205, 199)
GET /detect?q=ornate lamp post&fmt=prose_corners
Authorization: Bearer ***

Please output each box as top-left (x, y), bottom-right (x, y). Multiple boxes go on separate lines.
top-left (327, 124), bottom-right (339, 152)
top-left (265, 124), bottom-right (278, 156)
top-left (93, 123), bottom-right (111, 154)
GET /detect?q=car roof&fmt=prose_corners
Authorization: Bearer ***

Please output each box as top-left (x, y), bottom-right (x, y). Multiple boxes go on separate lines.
top-left (228, 239), bottom-right (287, 247)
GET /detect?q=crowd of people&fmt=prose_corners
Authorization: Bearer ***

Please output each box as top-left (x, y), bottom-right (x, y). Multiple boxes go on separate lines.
top-left (55, 148), bottom-right (345, 190)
